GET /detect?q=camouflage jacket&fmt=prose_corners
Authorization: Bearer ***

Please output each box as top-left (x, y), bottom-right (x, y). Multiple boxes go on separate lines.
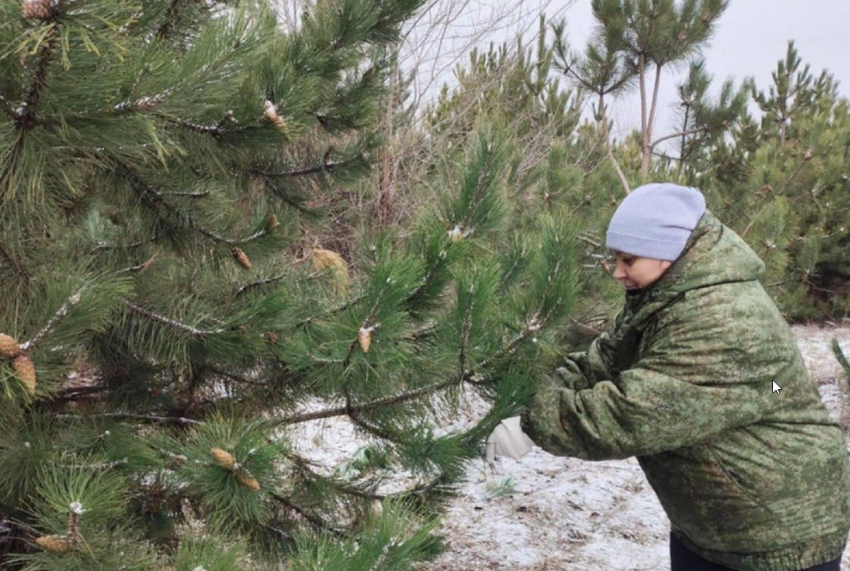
top-left (522, 211), bottom-right (850, 571)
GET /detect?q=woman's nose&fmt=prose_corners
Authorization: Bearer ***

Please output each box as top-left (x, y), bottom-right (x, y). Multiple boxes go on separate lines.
top-left (612, 260), bottom-right (626, 280)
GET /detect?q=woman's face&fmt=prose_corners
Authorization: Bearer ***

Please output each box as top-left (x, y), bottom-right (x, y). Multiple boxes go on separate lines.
top-left (611, 251), bottom-right (672, 291)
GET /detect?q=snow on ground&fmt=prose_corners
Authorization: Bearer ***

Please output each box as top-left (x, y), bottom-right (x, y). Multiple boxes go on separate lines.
top-left (414, 324), bottom-right (850, 571)
top-left (288, 324), bottom-right (850, 570)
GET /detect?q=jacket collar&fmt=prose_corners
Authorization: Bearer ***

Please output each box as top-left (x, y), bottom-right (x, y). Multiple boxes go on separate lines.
top-left (620, 210), bottom-right (765, 325)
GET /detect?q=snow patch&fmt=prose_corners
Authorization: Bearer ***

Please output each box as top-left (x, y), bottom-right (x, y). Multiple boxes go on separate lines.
top-left (285, 325), bottom-right (850, 570)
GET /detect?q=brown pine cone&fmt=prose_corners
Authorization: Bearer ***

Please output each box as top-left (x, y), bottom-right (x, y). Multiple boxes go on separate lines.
top-left (235, 469), bottom-right (261, 491)
top-left (21, 0), bottom-right (56, 19)
top-left (232, 247), bottom-right (252, 270)
top-left (0, 334), bottom-right (20, 358)
top-left (357, 328), bottom-right (372, 353)
top-left (34, 535), bottom-right (73, 552)
top-left (12, 355), bottom-right (36, 396)
top-left (210, 447), bottom-right (236, 470)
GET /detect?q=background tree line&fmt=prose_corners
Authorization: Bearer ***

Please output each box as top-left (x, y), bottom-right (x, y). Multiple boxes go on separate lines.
top-left (0, 0), bottom-right (847, 570)
top-left (417, 1), bottom-right (850, 327)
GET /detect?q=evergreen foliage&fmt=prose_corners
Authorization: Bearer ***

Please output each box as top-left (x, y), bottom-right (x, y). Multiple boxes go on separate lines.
top-left (552, 0), bottom-right (745, 191)
top-left (425, 18), bottom-right (624, 342)
top-left (432, 9), bottom-right (849, 323)
top-left (702, 42), bottom-right (850, 318)
top-left (2, 0), bottom-right (849, 567)
top-left (0, 1), bottom-right (585, 568)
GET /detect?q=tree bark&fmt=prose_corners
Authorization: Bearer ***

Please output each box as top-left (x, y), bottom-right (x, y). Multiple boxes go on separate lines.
top-left (641, 62), bottom-right (664, 180)
top-left (599, 95), bottom-right (631, 195)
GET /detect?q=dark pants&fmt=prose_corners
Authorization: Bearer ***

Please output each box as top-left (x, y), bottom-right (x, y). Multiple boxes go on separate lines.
top-left (670, 533), bottom-right (841, 571)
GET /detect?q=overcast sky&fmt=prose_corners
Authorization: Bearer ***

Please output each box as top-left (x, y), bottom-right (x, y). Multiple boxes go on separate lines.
top-left (405, 0), bottom-right (850, 140)
top-left (547, 0), bottom-right (850, 136)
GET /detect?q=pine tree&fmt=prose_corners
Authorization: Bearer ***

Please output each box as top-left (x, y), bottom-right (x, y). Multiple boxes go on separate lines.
top-left (665, 59), bottom-right (749, 181)
top-left (0, 1), bottom-right (582, 569)
top-left (425, 17), bottom-right (660, 343)
top-left (705, 42), bottom-right (850, 319)
top-left (427, 16), bottom-right (583, 145)
top-left (553, 0), bottom-right (748, 191)
top-left (422, 18), bottom-right (623, 339)
top-left (751, 41), bottom-right (835, 151)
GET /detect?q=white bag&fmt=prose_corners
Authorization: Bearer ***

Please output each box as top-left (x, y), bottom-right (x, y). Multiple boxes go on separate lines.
top-left (485, 416), bottom-right (535, 462)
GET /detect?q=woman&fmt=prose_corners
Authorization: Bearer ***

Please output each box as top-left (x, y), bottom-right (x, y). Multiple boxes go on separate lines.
top-left (520, 183), bottom-right (850, 571)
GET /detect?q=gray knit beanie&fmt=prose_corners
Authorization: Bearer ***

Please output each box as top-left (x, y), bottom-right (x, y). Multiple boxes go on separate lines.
top-left (606, 183), bottom-right (706, 261)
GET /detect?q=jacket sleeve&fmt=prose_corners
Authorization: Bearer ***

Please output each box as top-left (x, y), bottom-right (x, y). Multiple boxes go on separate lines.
top-left (523, 312), bottom-right (771, 460)
top-left (555, 316), bottom-right (623, 391)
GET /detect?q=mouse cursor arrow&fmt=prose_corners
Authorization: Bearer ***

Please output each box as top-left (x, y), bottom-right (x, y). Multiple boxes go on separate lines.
top-left (772, 381), bottom-right (782, 395)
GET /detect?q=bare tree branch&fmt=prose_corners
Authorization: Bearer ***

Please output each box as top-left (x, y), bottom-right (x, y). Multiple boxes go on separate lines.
top-left (21, 290), bottom-right (83, 352)
top-left (271, 492), bottom-right (345, 535)
top-left (254, 159), bottom-right (352, 178)
top-left (60, 412), bottom-right (202, 425)
top-left (650, 125), bottom-right (708, 149)
top-left (121, 299), bottom-right (225, 337)
top-left (598, 96), bottom-right (631, 195)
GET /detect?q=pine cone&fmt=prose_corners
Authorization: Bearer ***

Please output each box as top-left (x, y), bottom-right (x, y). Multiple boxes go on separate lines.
top-left (235, 469), bottom-right (261, 491)
top-left (12, 355), bottom-right (36, 396)
top-left (357, 327), bottom-right (372, 353)
top-left (0, 334), bottom-right (20, 358)
top-left (34, 535), bottom-right (73, 552)
top-left (312, 248), bottom-right (349, 292)
top-left (266, 214), bottom-right (278, 231)
top-left (21, 0), bottom-right (56, 19)
top-left (313, 248), bottom-right (345, 272)
top-left (210, 447), bottom-right (236, 470)
top-left (263, 101), bottom-right (289, 136)
top-left (139, 257), bottom-right (156, 273)
top-left (232, 247), bottom-right (251, 270)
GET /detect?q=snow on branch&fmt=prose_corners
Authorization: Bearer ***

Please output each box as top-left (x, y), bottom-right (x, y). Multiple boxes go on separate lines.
top-left (158, 110), bottom-right (237, 138)
top-left (250, 152), bottom-right (355, 179)
top-left (121, 299), bottom-right (225, 337)
top-left (20, 290), bottom-right (83, 352)
top-left (61, 411), bottom-right (202, 425)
